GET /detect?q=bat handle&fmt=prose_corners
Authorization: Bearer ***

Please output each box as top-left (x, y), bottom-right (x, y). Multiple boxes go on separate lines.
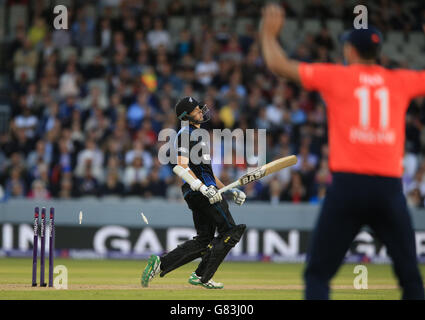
top-left (218, 181), bottom-right (240, 195)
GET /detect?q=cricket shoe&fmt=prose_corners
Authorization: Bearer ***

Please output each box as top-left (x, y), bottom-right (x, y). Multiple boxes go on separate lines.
top-left (141, 255), bottom-right (161, 287)
top-left (188, 272), bottom-right (224, 289)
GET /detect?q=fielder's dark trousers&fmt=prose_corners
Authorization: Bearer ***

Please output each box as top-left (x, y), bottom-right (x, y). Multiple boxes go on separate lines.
top-left (160, 189), bottom-right (236, 277)
top-left (304, 172), bottom-right (424, 300)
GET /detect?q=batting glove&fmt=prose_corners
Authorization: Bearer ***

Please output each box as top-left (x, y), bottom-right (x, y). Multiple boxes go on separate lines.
top-left (231, 188), bottom-right (246, 206)
top-left (200, 185), bottom-right (222, 204)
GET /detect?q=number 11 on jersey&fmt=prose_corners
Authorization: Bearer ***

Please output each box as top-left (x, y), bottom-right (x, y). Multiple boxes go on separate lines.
top-left (355, 86), bottom-right (389, 130)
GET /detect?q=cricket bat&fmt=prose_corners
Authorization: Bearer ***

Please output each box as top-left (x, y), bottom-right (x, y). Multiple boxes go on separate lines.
top-left (218, 155), bottom-right (297, 194)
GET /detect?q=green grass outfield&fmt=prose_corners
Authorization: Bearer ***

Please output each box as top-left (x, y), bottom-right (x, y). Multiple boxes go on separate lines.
top-left (1, 258), bottom-right (424, 300)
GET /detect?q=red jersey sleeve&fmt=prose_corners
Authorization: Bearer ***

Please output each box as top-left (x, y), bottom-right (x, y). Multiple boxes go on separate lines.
top-left (395, 70), bottom-right (425, 99)
top-left (299, 63), bottom-right (338, 92)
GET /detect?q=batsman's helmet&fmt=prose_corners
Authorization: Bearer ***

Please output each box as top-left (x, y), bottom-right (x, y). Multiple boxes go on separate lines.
top-left (174, 96), bottom-right (211, 123)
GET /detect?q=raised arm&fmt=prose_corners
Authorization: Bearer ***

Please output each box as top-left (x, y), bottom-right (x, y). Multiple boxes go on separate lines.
top-left (259, 4), bottom-right (301, 83)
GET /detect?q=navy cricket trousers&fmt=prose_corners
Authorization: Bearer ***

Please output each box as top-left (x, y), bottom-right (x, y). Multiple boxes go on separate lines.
top-left (304, 172), bottom-right (424, 300)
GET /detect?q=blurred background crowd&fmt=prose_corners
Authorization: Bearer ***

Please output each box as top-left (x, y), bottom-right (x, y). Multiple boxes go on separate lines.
top-left (0, 0), bottom-right (424, 206)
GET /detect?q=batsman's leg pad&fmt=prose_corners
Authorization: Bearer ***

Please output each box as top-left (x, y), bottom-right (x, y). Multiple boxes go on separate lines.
top-left (200, 224), bottom-right (246, 283)
top-left (159, 238), bottom-right (208, 277)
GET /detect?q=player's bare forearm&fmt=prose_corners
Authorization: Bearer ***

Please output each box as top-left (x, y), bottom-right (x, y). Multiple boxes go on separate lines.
top-left (214, 176), bottom-right (226, 189)
top-left (261, 35), bottom-right (300, 82)
top-left (260, 3), bottom-right (301, 83)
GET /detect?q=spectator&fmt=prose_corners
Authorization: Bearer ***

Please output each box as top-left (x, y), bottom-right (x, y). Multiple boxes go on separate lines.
top-left (167, 0), bottom-right (187, 16)
top-left (72, 10), bottom-right (95, 48)
top-left (59, 63), bottom-right (81, 98)
top-left (219, 71), bottom-right (247, 101)
top-left (304, 0), bottom-right (332, 19)
top-left (27, 16), bottom-right (47, 47)
top-left (76, 163), bottom-right (100, 197)
top-left (84, 54), bottom-right (107, 80)
top-left (81, 86), bottom-right (108, 111)
top-left (166, 176), bottom-right (184, 200)
top-left (176, 29), bottom-right (193, 59)
top-left (256, 108), bottom-right (271, 130)
top-left (283, 171), bottom-right (307, 203)
top-left (5, 168), bottom-right (26, 199)
top-left (123, 156), bottom-right (149, 195)
top-left (219, 99), bottom-right (239, 128)
top-left (145, 168), bottom-right (167, 197)
top-left (136, 119), bottom-right (157, 148)
top-left (52, 28), bottom-right (71, 49)
top-left (191, 0), bottom-right (211, 16)
top-left (269, 176), bottom-right (283, 205)
top-left (98, 18), bottom-right (113, 51)
top-left (127, 93), bottom-right (149, 131)
top-left (100, 171), bottom-right (125, 197)
top-left (125, 140), bottom-right (153, 170)
top-left (314, 27), bottom-right (335, 52)
top-left (14, 103), bottom-right (38, 139)
top-left (294, 145), bottom-right (318, 171)
top-left (75, 139), bottom-right (104, 181)
top-left (49, 139), bottom-right (72, 192)
top-left (212, 0), bottom-right (235, 18)
top-left (266, 95), bottom-right (286, 128)
top-left (11, 127), bottom-right (33, 157)
top-left (147, 18), bottom-right (171, 51)
top-left (290, 100), bottom-right (307, 125)
top-left (215, 22), bottom-right (232, 46)
top-left (58, 176), bottom-right (75, 199)
top-left (407, 188), bottom-right (423, 208)
top-left (9, 24), bottom-right (27, 57)
top-left (59, 95), bottom-right (81, 126)
top-left (220, 34), bottom-right (243, 63)
top-left (236, 0), bottom-right (260, 17)
top-left (13, 38), bottom-right (38, 81)
top-left (157, 62), bottom-right (184, 92)
top-left (195, 52), bottom-right (219, 87)
top-left (27, 179), bottom-right (51, 200)
top-left (27, 140), bottom-right (50, 170)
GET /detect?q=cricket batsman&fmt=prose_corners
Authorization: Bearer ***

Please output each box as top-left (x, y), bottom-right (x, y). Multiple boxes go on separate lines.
top-left (260, 4), bottom-right (425, 299)
top-left (141, 96), bottom-right (246, 289)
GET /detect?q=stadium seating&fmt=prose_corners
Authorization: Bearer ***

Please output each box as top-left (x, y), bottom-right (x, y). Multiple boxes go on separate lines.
top-left (235, 18), bottom-right (255, 36)
top-left (8, 5), bottom-right (27, 38)
top-left (81, 47), bottom-right (101, 65)
top-left (280, 18), bottom-right (299, 50)
top-left (168, 17), bottom-right (187, 38)
top-left (60, 46), bottom-right (78, 63)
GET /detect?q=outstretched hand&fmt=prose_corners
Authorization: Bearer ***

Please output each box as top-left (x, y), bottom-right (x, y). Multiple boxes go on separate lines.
top-left (260, 3), bottom-right (285, 39)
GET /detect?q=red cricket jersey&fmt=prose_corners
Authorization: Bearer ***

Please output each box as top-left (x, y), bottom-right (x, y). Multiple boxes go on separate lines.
top-left (299, 63), bottom-right (425, 177)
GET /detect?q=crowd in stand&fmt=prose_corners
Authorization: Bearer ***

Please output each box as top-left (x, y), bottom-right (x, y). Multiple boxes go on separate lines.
top-left (0, 0), bottom-right (424, 206)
